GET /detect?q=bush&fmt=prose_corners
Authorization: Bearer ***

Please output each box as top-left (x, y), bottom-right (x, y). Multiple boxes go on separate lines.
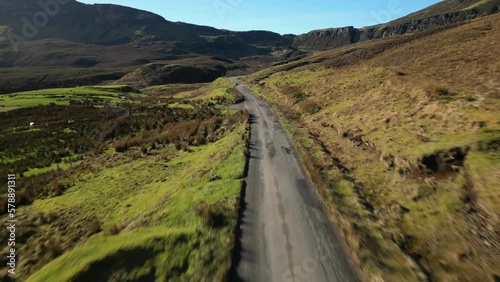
top-left (283, 108), bottom-right (302, 121)
top-left (91, 143), bottom-right (106, 155)
top-left (197, 202), bottom-right (226, 228)
top-left (44, 238), bottom-right (63, 257)
top-left (106, 224), bottom-right (122, 235)
top-left (175, 141), bottom-right (183, 150)
top-left (300, 100), bottom-right (322, 114)
top-left (280, 86), bottom-right (307, 104)
top-left (0, 198), bottom-right (6, 214)
top-left (88, 218), bottom-right (102, 235)
top-left (51, 181), bottom-right (66, 196)
top-left (115, 139), bottom-right (129, 152)
top-left (435, 87), bottom-right (452, 96)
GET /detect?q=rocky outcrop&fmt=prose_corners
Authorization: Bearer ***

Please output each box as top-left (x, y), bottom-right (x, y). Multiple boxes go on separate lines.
top-left (293, 27), bottom-right (360, 50)
top-left (293, 1), bottom-right (500, 50)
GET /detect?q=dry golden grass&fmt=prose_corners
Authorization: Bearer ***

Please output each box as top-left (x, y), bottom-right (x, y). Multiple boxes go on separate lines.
top-left (249, 14), bottom-right (500, 282)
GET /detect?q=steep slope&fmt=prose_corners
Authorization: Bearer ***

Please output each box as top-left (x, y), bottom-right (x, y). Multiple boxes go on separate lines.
top-left (249, 13), bottom-right (500, 282)
top-left (0, 79), bottom-right (250, 281)
top-left (293, 0), bottom-right (500, 50)
top-left (0, 0), bottom-right (293, 57)
top-left (115, 61), bottom-right (227, 88)
top-left (0, 0), bottom-right (171, 45)
top-left (0, 0), bottom-right (296, 92)
top-left (391, 0), bottom-right (500, 23)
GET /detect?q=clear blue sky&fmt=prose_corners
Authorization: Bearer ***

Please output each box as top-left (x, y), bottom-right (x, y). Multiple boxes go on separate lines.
top-left (78, 0), bottom-right (442, 34)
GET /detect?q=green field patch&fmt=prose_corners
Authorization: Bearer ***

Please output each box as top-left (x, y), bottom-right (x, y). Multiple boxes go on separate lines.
top-left (24, 155), bottom-right (84, 177)
top-left (0, 77), bottom-right (247, 280)
top-left (173, 78), bottom-right (237, 102)
top-left (21, 116), bottom-right (247, 280)
top-left (466, 150), bottom-right (500, 217)
top-left (0, 85), bottom-right (142, 109)
top-left (167, 102), bottom-right (194, 109)
top-left (26, 227), bottom-right (196, 282)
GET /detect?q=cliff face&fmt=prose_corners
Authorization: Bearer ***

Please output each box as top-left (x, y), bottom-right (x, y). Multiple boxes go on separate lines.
top-left (293, 0), bottom-right (500, 50)
top-left (293, 27), bottom-right (359, 50)
top-left (83, 4), bottom-right (168, 29)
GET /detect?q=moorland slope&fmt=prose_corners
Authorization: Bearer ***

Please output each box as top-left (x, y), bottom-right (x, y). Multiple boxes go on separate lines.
top-left (249, 13), bottom-right (500, 281)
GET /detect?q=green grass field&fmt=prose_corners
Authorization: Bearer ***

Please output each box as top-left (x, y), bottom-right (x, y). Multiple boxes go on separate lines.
top-left (23, 155), bottom-right (84, 177)
top-left (0, 77), bottom-right (249, 281)
top-left (0, 85), bottom-right (142, 109)
top-left (25, 118), bottom-right (247, 281)
top-left (26, 227), bottom-right (196, 282)
top-left (174, 78), bottom-right (242, 103)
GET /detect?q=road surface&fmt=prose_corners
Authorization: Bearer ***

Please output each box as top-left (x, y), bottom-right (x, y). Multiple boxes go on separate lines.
top-left (229, 78), bottom-right (360, 282)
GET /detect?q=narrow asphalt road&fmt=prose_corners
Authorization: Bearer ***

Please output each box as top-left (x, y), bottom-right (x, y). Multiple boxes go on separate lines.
top-left (229, 78), bottom-right (360, 282)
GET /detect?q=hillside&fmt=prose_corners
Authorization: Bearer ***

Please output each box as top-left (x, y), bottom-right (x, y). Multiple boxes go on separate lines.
top-left (293, 0), bottom-right (500, 50)
top-left (0, 78), bottom-right (249, 281)
top-left (248, 13), bottom-right (500, 281)
top-left (0, 1), bottom-right (499, 281)
top-left (0, 0), bottom-right (296, 93)
top-left (0, 0), bottom-right (499, 94)
top-left (391, 0), bottom-right (500, 24)
top-left (0, 0), bottom-right (291, 51)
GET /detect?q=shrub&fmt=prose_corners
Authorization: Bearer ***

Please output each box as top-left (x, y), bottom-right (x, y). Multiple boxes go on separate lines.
top-left (106, 224), bottom-right (122, 235)
top-left (283, 108), bottom-right (302, 121)
top-left (175, 141), bottom-right (183, 150)
top-left (51, 181), bottom-right (66, 196)
top-left (300, 100), bottom-right (322, 114)
top-left (88, 218), bottom-right (102, 235)
top-left (0, 198), bottom-right (6, 214)
top-left (197, 202), bottom-right (226, 228)
top-left (280, 85), bottom-right (307, 104)
top-left (115, 139), bottom-right (128, 152)
top-left (91, 143), bottom-right (106, 155)
top-left (436, 87), bottom-right (452, 96)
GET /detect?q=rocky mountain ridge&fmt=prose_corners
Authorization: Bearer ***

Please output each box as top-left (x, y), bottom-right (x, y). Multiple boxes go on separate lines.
top-left (293, 0), bottom-right (500, 50)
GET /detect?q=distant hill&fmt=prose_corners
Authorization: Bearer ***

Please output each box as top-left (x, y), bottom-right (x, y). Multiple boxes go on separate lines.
top-left (1, 0), bottom-right (498, 57)
top-left (0, 0), bottom-right (293, 58)
top-left (0, 0), bottom-right (298, 92)
top-left (0, 0), bottom-right (499, 92)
